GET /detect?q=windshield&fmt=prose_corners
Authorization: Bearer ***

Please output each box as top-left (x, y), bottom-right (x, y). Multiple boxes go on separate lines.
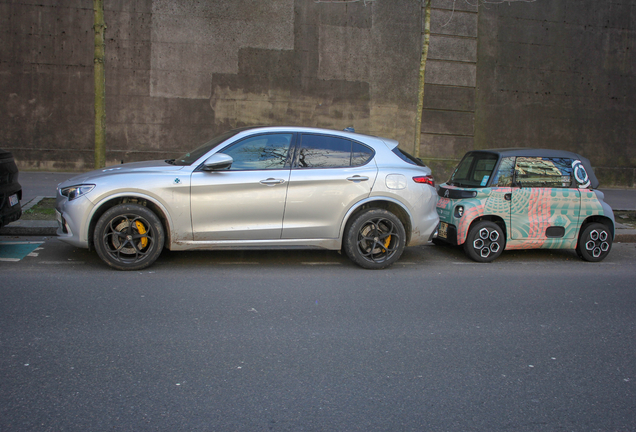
top-left (449, 152), bottom-right (498, 187)
top-left (171, 129), bottom-right (244, 166)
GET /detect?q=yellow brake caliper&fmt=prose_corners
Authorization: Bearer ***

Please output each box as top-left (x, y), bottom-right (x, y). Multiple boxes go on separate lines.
top-left (135, 221), bottom-right (148, 248)
top-left (383, 235), bottom-right (391, 250)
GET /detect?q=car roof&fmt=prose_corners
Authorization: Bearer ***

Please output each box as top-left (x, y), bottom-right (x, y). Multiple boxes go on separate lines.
top-left (230, 126), bottom-right (399, 148)
top-left (465, 148), bottom-right (599, 189)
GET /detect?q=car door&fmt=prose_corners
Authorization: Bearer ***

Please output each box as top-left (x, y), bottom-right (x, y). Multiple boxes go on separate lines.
top-left (281, 134), bottom-right (377, 239)
top-left (190, 133), bottom-right (294, 240)
top-left (510, 157), bottom-right (581, 241)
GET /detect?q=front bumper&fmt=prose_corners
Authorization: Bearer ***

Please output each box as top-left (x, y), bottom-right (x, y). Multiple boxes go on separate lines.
top-left (55, 192), bottom-right (95, 248)
top-left (435, 221), bottom-right (458, 245)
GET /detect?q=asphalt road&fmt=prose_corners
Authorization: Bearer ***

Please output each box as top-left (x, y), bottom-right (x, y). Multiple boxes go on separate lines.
top-left (1, 239), bottom-right (635, 431)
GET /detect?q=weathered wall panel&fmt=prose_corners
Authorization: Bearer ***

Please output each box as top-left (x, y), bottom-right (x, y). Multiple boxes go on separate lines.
top-left (475, 0), bottom-right (636, 187)
top-left (1, 0), bottom-right (634, 186)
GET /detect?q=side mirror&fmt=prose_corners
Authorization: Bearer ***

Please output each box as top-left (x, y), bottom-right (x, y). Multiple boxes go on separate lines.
top-left (202, 153), bottom-right (233, 171)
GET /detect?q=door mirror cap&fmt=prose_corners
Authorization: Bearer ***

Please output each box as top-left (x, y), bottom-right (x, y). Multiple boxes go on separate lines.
top-left (203, 153), bottom-right (233, 171)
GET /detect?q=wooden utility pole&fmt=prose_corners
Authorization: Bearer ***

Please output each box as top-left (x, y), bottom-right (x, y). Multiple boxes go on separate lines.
top-left (414, 0), bottom-right (431, 158)
top-left (93, 0), bottom-right (106, 168)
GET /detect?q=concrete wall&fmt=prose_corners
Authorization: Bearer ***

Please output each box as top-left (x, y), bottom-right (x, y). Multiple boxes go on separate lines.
top-left (1, 0), bottom-right (422, 171)
top-left (1, 0), bottom-right (635, 187)
top-left (475, 0), bottom-right (636, 187)
top-left (418, 0), bottom-right (479, 183)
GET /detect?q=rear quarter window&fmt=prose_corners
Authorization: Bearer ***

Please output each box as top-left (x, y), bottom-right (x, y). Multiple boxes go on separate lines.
top-left (392, 148), bottom-right (426, 167)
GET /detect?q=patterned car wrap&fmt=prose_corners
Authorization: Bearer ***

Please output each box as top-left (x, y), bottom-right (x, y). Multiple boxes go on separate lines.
top-left (436, 185), bottom-right (609, 250)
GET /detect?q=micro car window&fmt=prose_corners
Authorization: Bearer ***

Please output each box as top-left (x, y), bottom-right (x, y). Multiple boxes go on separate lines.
top-left (515, 157), bottom-right (573, 188)
top-left (296, 135), bottom-right (361, 169)
top-left (450, 153), bottom-right (498, 187)
top-left (223, 134), bottom-right (293, 170)
top-left (492, 157), bottom-right (515, 187)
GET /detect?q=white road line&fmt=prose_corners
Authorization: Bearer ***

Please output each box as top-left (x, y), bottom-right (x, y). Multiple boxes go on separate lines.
top-left (0, 258), bottom-right (21, 262)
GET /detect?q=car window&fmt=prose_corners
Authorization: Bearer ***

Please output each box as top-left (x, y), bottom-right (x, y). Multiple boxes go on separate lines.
top-left (450, 152), bottom-right (498, 187)
top-left (492, 157), bottom-right (515, 187)
top-left (223, 134), bottom-right (292, 170)
top-left (515, 157), bottom-right (573, 188)
top-left (296, 134), bottom-right (372, 168)
top-left (174, 129), bottom-right (243, 165)
top-left (351, 142), bottom-right (374, 166)
top-left (392, 147), bottom-right (425, 166)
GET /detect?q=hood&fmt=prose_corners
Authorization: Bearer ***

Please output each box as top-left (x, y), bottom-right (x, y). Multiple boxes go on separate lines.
top-left (58, 160), bottom-right (187, 188)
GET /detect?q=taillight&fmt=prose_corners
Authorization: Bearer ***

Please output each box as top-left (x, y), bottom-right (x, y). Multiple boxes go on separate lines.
top-left (413, 175), bottom-right (435, 187)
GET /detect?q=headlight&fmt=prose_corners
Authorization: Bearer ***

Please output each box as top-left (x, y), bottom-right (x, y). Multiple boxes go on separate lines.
top-left (60, 185), bottom-right (95, 201)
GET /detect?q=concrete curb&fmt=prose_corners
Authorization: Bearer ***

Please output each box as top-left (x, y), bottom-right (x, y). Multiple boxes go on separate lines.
top-left (0, 196), bottom-right (58, 236)
top-left (615, 232), bottom-right (636, 243)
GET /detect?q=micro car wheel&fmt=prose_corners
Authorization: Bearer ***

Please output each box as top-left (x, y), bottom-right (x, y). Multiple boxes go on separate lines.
top-left (463, 220), bottom-right (505, 263)
top-left (577, 222), bottom-right (612, 262)
top-left (94, 204), bottom-right (164, 271)
top-left (344, 209), bottom-right (406, 269)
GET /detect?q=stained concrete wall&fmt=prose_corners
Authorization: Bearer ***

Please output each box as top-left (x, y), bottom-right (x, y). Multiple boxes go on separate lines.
top-left (474, 0), bottom-right (636, 187)
top-left (1, 0), bottom-right (421, 171)
top-left (419, 0), bottom-right (479, 182)
top-left (1, 0), bottom-right (635, 187)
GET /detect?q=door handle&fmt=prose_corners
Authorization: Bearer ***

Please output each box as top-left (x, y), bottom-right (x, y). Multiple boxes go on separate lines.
top-left (504, 193), bottom-right (512, 201)
top-left (347, 175), bottom-right (369, 182)
top-left (260, 178), bottom-right (285, 186)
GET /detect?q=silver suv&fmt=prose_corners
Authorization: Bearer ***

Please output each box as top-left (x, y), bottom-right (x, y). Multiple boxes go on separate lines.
top-left (56, 127), bottom-right (439, 270)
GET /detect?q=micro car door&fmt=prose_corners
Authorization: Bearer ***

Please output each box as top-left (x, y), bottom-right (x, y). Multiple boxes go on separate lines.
top-left (190, 133), bottom-right (293, 240)
top-left (282, 134), bottom-right (377, 239)
top-left (510, 157), bottom-right (581, 246)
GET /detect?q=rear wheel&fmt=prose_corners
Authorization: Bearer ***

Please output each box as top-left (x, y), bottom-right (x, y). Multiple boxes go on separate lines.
top-left (577, 222), bottom-right (612, 262)
top-left (344, 209), bottom-right (406, 269)
top-left (463, 220), bottom-right (505, 263)
top-left (94, 203), bottom-right (164, 270)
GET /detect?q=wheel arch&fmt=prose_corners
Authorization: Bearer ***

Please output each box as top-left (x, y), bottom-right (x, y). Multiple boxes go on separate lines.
top-left (579, 215), bottom-right (615, 242)
top-left (462, 214), bottom-right (507, 246)
top-left (87, 194), bottom-right (172, 251)
top-left (341, 198), bottom-right (413, 246)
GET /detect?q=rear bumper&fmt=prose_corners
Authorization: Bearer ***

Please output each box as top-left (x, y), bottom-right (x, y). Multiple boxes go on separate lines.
top-left (0, 188), bottom-right (22, 229)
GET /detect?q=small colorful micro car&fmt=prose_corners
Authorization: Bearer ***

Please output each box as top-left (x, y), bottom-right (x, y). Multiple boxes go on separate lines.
top-left (435, 149), bottom-right (615, 262)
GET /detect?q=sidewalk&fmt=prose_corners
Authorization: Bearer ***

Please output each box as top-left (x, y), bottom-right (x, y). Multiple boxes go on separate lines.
top-left (2, 171), bottom-right (636, 242)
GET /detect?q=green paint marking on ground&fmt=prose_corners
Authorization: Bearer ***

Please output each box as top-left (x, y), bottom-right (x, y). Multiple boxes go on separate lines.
top-left (0, 242), bottom-right (43, 260)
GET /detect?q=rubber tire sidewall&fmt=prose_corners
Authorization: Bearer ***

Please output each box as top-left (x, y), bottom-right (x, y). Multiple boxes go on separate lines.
top-left (577, 222), bottom-right (612, 262)
top-left (94, 203), bottom-right (165, 271)
top-left (344, 208), bottom-right (406, 270)
top-left (463, 220), bottom-right (505, 263)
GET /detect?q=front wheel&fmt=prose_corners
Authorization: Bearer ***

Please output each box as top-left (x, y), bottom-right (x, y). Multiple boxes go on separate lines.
top-left (463, 220), bottom-right (505, 263)
top-left (344, 209), bottom-right (406, 269)
top-left (577, 223), bottom-right (612, 262)
top-left (94, 203), bottom-right (165, 270)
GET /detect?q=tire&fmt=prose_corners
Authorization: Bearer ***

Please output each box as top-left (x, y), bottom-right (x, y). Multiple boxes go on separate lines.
top-left (94, 203), bottom-right (165, 270)
top-left (463, 220), bottom-right (505, 263)
top-left (344, 209), bottom-right (406, 269)
top-left (577, 222), bottom-right (612, 262)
